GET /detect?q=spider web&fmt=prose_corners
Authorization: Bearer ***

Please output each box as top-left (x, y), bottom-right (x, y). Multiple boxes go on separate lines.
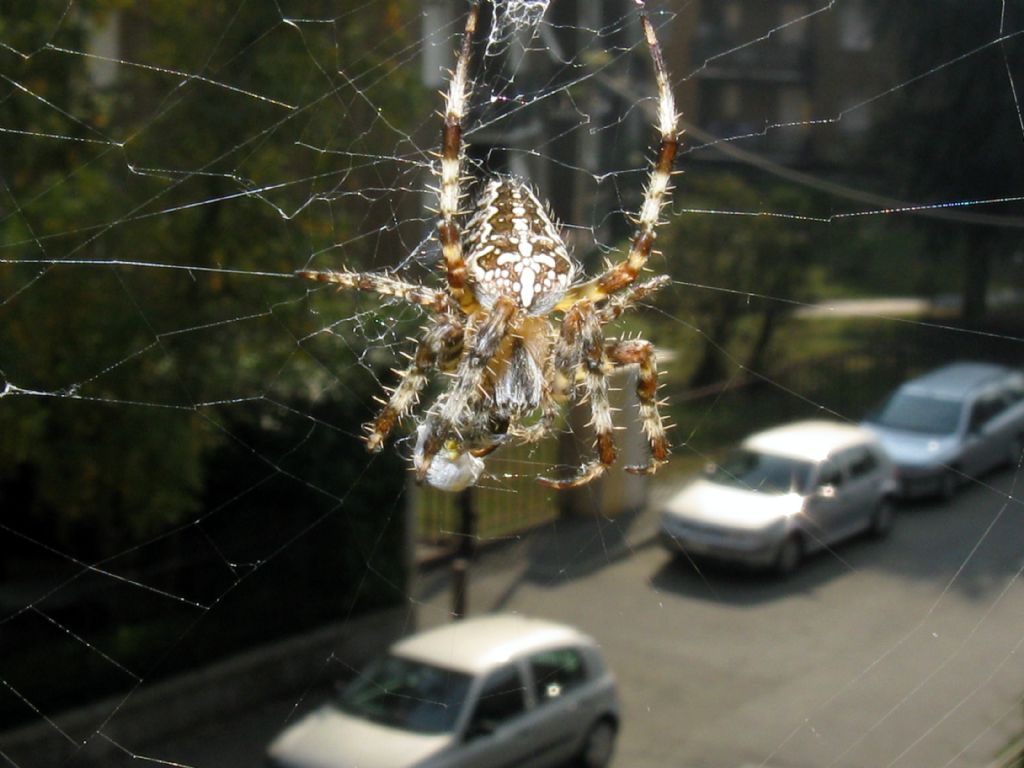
top-left (2, 1), bottom-right (1024, 767)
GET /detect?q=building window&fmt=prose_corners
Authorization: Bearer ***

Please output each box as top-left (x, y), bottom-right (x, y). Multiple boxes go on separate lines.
top-left (778, 3), bottom-right (809, 46)
top-left (839, 98), bottom-right (871, 135)
top-left (723, 1), bottom-right (743, 32)
top-left (778, 86), bottom-right (810, 126)
top-left (721, 83), bottom-right (742, 120)
top-left (839, 0), bottom-right (873, 51)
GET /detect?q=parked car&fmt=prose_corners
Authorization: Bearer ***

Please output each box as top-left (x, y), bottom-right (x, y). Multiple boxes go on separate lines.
top-left (660, 420), bottom-right (897, 574)
top-left (266, 614), bottom-right (620, 768)
top-left (862, 362), bottom-right (1024, 499)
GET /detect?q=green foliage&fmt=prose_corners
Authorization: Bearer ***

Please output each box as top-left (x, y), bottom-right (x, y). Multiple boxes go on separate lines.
top-left (812, 216), bottom-right (940, 299)
top-left (866, 0), bottom-right (1024, 203)
top-left (1, 0), bottom-right (428, 550)
top-left (0, 1), bottom-right (426, 723)
top-left (656, 172), bottom-right (818, 385)
top-left (864, 0), bottom-right (1024, 318)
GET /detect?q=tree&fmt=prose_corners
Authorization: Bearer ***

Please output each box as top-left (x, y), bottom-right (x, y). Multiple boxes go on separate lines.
top-left (657, 173), bottom-right (816, 387)
top-left (866, 0), bottom-right (1024, 321)
top-left (0, 1), bottom-right (426, 725)
top-left (0, 1), bottom-right (428, 550)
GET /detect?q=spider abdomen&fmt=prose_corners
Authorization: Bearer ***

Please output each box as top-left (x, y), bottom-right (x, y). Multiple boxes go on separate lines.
top-left (465, 177), bottom-right (575, 315)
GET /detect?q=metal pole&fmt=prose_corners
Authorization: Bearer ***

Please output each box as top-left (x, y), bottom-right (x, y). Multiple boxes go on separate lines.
top-left (451, 486), bottom-right (476, 619)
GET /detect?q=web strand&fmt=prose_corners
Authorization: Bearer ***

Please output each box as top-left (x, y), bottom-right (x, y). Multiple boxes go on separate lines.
top-left (1, 2), bottom-right (1023, 767)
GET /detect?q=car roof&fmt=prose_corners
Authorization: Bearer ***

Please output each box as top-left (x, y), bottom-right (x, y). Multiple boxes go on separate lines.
top-left (391, 614), bottom-right (594, 676)
top-left (742, 419), bottom-right (876, 463)
top-left (899, 362), bottom-right (1010, 400)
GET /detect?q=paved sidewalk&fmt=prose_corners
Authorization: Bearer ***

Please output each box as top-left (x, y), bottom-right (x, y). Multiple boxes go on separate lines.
top-left (418, 492), bottom-right (667, 579)
top-left (413, 481), bottom-right (688, 630)
top-left (416, 477), bottom-right (683, 574)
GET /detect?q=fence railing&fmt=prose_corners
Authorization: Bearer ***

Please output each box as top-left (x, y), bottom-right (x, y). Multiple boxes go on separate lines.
top-left (414, 439), bottom-right (561, 548)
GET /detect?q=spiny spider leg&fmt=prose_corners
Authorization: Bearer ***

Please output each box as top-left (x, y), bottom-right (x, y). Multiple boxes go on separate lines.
top-left (539, 302), bottom-right (616, 489)
top-left (365, 318), bottom-right (464, 452)
top-left (297, 269), bottom-right (455, 314)
top-left (415, 296), bottom-right (517, 480)
top-left (598, 4), bottom-right (678, 295)
top-left (539, 283), bottom-right (670, 488)
top-left (595, 275), bottom-right (671, 324)
top-left (556, 2), bottom-right (679, 308)
top-left (436, 1), bottom-right (481, 313)
top-left (607, 338), bottom-right (669, 474)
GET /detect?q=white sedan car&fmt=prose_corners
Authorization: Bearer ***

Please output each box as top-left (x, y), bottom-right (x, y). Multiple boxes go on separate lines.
top-left (267, 614), bottom-right (620, 768)
top-left (660, 420), bottom-right (897, 574)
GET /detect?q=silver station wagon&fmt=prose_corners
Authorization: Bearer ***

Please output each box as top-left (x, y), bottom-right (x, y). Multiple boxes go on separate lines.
top-left (862, 362), bottom-right (1024, 499)
top-left (267, 614), bottom-right (620, 768)
top-left (660, 420), bottom-right (897, 574)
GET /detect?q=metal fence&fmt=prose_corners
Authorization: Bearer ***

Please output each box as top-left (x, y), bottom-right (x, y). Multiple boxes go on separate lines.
top-left (414, 439), bottom-right (562, 548)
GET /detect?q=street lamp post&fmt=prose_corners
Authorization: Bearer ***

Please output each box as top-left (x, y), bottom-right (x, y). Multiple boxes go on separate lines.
top-left (451, 486), bottom-right (476, 619)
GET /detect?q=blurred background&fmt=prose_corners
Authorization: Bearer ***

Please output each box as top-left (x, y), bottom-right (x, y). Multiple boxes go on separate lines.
top-left (2, 1), bottom-right (1023, 766)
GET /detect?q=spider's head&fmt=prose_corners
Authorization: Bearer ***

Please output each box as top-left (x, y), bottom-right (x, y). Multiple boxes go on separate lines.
top-left (464, 177), bottom-right (575, 316)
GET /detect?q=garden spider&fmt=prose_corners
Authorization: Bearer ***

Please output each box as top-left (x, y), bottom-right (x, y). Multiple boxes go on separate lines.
top-left (299, 0), bottom-right (678, 491)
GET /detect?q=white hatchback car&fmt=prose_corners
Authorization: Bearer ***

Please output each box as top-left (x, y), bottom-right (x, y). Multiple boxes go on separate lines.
top-left (660, 420), bottom-right (897, 574)
top-left (266, 614), bottom-right (620, 768)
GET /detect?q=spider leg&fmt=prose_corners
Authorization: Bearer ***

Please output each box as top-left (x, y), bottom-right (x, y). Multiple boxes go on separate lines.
top-left (539, 302), bottom-right (617, 490)
top-left (297, 269), bottom-right (455, 314)
top-left (555, 3), bottom-right (678, 308)
top-left (364, 317), bottom-right (464, 453)
top-left (595, 275), bottom-right (671, 324)
top-left (606, 338), bottom-right (669, 475)
top-left (415, 296), bottom-right (517, 481)
top-left (436, 2), bottom-right (481, 314)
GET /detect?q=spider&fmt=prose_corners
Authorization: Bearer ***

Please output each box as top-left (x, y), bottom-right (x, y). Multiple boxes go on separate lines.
top-left (299, 0), bottom-right (678, 491)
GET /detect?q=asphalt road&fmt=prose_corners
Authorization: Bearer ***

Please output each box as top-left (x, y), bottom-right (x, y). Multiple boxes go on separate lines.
top-left (127, 466), bottom-right (1024, 768)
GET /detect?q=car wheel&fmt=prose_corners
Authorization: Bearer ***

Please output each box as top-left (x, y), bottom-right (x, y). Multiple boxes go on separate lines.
top-left (773, 534), bottom-right (803, 576)
top-left (577, 718), bottom-right (616, 768)
top-left (869, 498), bottom-right (895, 538)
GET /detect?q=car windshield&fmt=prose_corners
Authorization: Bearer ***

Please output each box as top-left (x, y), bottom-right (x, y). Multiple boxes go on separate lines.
top-left (706, 449), bottom-right (813, 495)
top-left (336, 655), bottom-right (473, 734)
top-left (868, 392), bottom-right (963, 434)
